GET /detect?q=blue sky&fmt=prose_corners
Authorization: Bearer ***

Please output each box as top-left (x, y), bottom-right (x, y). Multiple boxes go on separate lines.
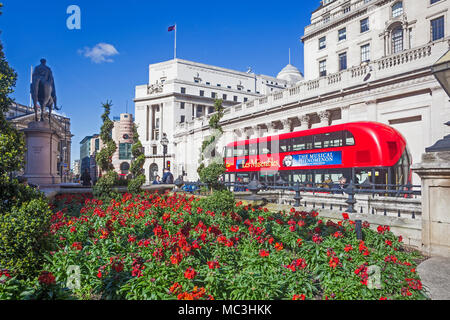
top-left (0, 0), bottom-right (319, 163)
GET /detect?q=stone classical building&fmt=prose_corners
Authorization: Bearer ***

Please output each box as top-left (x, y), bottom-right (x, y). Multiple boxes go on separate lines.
top-left (134, 59), bottom-right (303, 183)
top-left (165, 0), bottom-right (450, 185)
top-left (5, 102), bottom-right (73, 182)
top-left (80, 113), bottom-right (134, 183)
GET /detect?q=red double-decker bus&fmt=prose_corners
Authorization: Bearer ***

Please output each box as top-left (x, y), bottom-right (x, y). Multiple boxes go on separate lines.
top-left (223, 122), bottom-right (411, 187)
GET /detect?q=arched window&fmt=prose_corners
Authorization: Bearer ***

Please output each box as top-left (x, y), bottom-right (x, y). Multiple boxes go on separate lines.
top-left (392, 27), bottom-right (404, 53)
top-left (392, 2), bottom-right (403, 18)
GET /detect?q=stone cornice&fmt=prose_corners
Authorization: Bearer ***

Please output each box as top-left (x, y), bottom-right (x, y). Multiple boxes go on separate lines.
top-left (173, 67), bottom-right (435, 139)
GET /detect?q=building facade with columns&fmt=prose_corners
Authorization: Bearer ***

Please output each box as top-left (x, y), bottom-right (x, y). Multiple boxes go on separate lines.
top-left (170, 0), bottom-right (450, 185)
top-left (134, 59), bottom-right (303, 184)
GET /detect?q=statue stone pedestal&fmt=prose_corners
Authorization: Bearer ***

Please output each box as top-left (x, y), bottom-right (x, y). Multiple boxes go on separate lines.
top-left (21, 121), bottom-right (61, 186)
top-left (412, 151), bottom-right (450, 258)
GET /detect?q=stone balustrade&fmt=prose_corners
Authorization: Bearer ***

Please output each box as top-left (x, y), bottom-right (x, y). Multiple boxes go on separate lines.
top-left (174, 40), bottom-right (448, 137)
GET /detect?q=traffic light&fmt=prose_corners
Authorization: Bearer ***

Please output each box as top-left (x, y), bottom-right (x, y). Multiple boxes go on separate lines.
top-left (166, 161), bottom-right (171, 170)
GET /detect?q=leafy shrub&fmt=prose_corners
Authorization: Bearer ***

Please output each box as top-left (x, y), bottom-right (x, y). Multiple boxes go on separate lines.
top-left (128, 175), bottom-right (146, 194)
top-left (194, 189), bottom-right (235, 214)
top-left (0, 198), bottom-right (54, 278)
top-left (0, 271), bottom-right (76, 300)
top-left (92, 171), bottom-right (119, 200)
top-left (198, 162), bottom-right (226, 190)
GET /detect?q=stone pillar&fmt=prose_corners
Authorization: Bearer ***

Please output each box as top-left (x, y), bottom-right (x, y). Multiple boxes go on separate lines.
top-left (22, 121), bottom-right (61, 186)
top-left (266, 122), bottom-right (277, 137)
top-left (281, 119), bottom-right (292, 134)
top-left (341, 105), bottom-right (350, 122)
top-left (300, 115), bottom-right (311, 130)
top-left (412, 151), bottom-right (450, 258)
top-left (318, 111), bottom-right (331, 126)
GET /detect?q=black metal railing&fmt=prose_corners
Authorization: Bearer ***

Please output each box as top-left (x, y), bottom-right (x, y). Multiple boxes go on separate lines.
top-left (174, 176), bottom-right (421, 218)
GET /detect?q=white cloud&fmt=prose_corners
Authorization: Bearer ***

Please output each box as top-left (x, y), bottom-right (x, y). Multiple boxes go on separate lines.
top-left (78, 43), bottom-right (119, 63)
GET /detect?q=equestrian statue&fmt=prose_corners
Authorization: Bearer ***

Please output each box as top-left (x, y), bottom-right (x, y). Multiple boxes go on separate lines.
top-left (30, 58), bottom-right (60, 123)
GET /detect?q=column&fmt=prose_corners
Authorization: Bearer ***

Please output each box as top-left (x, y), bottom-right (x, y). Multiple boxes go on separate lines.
top-left (341, 105), bottom-right (350, 123)
top-left (365, 100), bottom-right (378, 122)
top-left (266, 122), bottom-right (277, 136)
top-left (318, 111), bottom-right (331, 127)
top-left (300, 115), bottom-right (310, 130)
top-left (280, 119), bottom-right (292, 134)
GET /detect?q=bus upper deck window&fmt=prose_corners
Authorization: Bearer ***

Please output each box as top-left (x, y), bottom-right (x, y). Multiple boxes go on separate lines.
top-left (345, 131), bottom-right (355, 146)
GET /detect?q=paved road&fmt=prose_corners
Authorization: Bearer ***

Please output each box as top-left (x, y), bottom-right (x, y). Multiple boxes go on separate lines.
top-left (417, 257), bottom-right (450, 300)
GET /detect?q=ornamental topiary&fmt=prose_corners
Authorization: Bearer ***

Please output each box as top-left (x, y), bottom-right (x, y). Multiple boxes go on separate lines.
top-left (93, 101), bottom-right (118, 199)
top-left (198, 99), bottom-right (226, 191)
top-left (128, 123), bottom-right (145, 194)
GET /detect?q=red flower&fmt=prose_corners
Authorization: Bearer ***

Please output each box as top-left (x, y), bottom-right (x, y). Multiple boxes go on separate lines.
top-left (342, 213), bottom-right (349, 220)
top-left (259, 249), bottom-right (270, 257)
top-left (344, 244), bottom-right (353, 252)
top-left (312, 234), bottom-right (323, 244)
top-left (170, 282), bottom-right (182, 294)
top-left (184, 267), bottom-right (197, 280)
top-left (207, 260), bottom-right (220, 269)
top-left (274, 242), bottom-right (284, 251)
top-left (97, 270), bottom-right (102, 278)
top-left (230, 225), bottom-right (239, 233)
top-left (71, 242), bottom-right (82, 250)
top-left (328, 257), bottom-right (340, 269)
top-left (38, 271), bottom-right (56, 286)
top-left (293, 294), bottom-right (306, 300)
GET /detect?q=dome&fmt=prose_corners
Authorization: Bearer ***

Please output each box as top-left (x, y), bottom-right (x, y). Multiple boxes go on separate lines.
top-left (277, 64), bottom-right (304, 84)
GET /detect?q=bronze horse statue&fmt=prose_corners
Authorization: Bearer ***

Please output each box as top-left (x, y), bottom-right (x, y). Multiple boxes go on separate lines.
top-left (30, 59), bottom-right (60, 122)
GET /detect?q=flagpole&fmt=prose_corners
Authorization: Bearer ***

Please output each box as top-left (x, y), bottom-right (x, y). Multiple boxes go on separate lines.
top-left (174, 24), bottom-right (177, 59)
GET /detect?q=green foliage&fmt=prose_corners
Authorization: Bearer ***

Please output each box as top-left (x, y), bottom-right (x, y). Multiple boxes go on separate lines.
top-left (0, 198), bottom-right (53, 278)
top-left (128, 123), bottom-right (145, 194)
top-left (95, 101), bottom-right (116, 173)
top-left (93, 171), bottom-right (119, 199)
top-left (0, 29), bottom-right (26, 187)
top-left (208, 99), bottom-right (224, 133)
top-left (198, 99), bottom-right (226, 190)
top-left (194, 189), bottom-right (235, 214)
top-left (198, 162), bottom-right (226, 190)
top-left (94, 101), bottom-right (118, 199)
top-left (0, 274), bottom-right (76, 300)
top-left (34, 193), bottom-right (427, 300)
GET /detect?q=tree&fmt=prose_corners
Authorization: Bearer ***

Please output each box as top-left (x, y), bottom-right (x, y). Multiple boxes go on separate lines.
top-left (198, 99), bottom-right (226, 191)
top-left (127, 123), bottom-right (146, 193)
top-left (93, 101), bottom-right (118, 198)
top-left (0, 3), bottom-right (38, 213)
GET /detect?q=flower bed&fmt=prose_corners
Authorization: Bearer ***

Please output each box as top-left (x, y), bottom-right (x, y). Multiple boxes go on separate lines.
top-left (1, 192), bottom-right (428, 300)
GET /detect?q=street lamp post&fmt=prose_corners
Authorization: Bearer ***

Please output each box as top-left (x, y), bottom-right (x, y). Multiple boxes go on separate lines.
top-left (160, 133), bottom-right (169, 172)
top-left (427, 49), bottom-right (450, 151)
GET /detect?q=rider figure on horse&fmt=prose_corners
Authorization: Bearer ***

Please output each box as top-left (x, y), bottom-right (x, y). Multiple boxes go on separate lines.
top-left (30, 58), bottom-right (57, 122)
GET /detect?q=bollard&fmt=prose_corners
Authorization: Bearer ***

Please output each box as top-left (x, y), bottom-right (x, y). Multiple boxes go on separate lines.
top-left (292, 182), bottom-right (302, 208)
top-left (344, 180), bottom-right (357, 214)
top-left (355, 220), bottom-right (363, 240)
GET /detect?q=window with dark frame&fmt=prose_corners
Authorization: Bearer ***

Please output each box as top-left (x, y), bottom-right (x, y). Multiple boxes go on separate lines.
top-left (431, 16), bottom-right (445, 41)
top-left (319, 36), bottom-right (326, 50)
top-left (360, 18), bottom-right (369, 33)
top-left (339, 52), bottom-right (347, 71)
top-left (319, 60), bottom-right (327, 77)
top-left (338, 28), bottom-right (347, 41)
